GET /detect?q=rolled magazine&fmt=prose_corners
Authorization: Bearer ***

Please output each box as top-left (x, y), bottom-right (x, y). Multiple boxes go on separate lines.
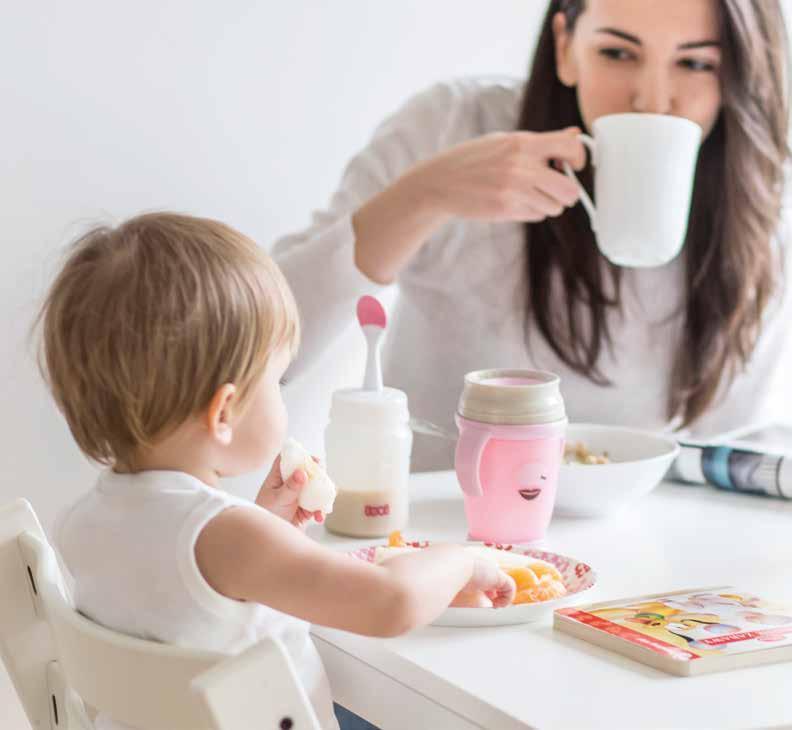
top-left (671, 437), bottom-right (792, 500)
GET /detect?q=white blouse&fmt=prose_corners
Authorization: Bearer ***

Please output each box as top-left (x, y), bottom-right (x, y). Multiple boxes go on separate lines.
top-left (273, 76), bottom-right (790, 471)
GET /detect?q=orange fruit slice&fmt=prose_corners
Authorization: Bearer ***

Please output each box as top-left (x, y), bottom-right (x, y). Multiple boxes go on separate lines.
top-left (513, 590), bottom-right (537, 605)
top-left (513, 575), bottom-right (568, 604)
top-left (506, 567), bottom-right (539, 591)
top-left (529, 561), bottom-right (564, 584)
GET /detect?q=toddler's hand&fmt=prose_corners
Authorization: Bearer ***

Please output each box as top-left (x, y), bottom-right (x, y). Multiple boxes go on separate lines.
top-left (255, 455), bottom-right (325, 529)
top-left (450, 559), bottom-right (516, 609)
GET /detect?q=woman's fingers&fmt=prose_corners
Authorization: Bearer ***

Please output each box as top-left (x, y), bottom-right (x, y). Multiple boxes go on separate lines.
top-left (526, 188), bottom-right (567, 218)
top-left (414, 127), bottom-right (588, 225)
top-left (532, 128), bottom-right (587, 170)
top-left (533, 166), bottom-right (582, 208)
top-left (506, 189), bottom-right (568, 222)
top-left (500, 157), bottom-right (582, 221)
top-left (511, 203), bottom-right (546, 222)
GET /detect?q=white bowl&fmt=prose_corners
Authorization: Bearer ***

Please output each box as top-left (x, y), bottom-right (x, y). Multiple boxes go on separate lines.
top-left (554, 424), bottom-right (680, 518)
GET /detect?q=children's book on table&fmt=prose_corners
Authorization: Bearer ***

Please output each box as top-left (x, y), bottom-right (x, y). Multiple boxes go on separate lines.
top-left (553, 587), bottom-right (792, 676)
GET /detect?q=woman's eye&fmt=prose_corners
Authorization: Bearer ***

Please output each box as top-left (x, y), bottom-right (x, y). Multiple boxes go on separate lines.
top-left (279, 377), bottom-right (288, 386)
top-left (599, 48), bottom-right (634, 62)
top-left (678, 58), bottom-right (717, 73)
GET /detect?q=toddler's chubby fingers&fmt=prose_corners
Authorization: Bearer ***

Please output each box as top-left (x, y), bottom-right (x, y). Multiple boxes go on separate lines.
top-left (269, 468), bottom-right (307, 513)
top-left (452, 590), bottom-right (494, 609)
top-left (293, 507), bottom-right (311, 526)
top-left (490, 572), bottom-right (517, 609)
top-left (294, 508), bottom-right (325, 526)
top-left (283, 468), bottom-right (307, 493)
top-left (293, 507), bottom-right (325, 529)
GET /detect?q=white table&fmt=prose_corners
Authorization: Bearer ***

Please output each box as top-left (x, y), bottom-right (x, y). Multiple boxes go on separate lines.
top-left (307, 471), bottom-right (792, 730)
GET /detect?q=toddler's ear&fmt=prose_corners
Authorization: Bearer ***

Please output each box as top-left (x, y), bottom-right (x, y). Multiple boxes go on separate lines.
top-left (206, 384), bottom-right (236, 446)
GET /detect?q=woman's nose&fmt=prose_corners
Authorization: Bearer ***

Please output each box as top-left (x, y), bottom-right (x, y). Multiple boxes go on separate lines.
top-left (631, 68), bottom-right (674, 115)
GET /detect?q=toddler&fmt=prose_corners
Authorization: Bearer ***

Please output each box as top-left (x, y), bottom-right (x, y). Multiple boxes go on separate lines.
top-left (38, 212), bottom-right (515, 730)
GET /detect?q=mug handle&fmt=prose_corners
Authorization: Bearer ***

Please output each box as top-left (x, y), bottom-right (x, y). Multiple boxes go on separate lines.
top-left (454, 427), bottom-right (490, 498)
top-left (561, 134), bottom-right (597, 230)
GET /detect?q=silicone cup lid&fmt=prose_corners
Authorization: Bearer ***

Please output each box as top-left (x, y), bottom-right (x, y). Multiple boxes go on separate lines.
top-left (456, 369), bottom-right (566, 425)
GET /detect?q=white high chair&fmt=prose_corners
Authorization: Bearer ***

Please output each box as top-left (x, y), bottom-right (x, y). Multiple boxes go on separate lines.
top-left (0, 498), bottom-right (322, 730)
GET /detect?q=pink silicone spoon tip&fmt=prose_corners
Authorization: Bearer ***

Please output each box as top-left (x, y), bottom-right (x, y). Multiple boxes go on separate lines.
top-left (357, 295), bottom-right (387, 329)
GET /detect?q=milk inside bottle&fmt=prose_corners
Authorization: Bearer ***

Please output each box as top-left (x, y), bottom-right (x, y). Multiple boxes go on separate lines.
top-left (323, 388), bottom-right (412, 538)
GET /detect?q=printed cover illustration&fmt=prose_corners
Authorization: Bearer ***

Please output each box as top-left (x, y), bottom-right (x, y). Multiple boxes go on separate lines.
top-left (557, 589), bottom-right (792, 661)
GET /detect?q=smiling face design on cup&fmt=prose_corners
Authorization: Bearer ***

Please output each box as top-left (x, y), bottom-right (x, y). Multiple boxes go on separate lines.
top-left (478, 438), bottom-right (562, 518)
top-left (517, 461), bottom-right (550, 502)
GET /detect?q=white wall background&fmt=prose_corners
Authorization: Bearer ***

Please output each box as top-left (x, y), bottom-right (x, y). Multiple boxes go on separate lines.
top-left (1, 0), bottom-right (552, 535)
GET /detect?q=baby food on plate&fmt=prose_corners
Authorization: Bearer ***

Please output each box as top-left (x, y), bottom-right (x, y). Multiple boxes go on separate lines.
top-left (564, 441), bottom-right (611, 465)
top-left (280, 438), bottom-right (337, 514)
top-left (376, 532), bottom-right (567, 604)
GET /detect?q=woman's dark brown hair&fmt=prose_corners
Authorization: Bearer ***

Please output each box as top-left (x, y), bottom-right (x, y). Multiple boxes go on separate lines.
top-left (518, 0), bottom-right (789, 427)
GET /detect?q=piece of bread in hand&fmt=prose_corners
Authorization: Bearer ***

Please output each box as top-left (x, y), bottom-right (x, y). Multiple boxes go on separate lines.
top-left (280, 438), bottom-right (337, 514)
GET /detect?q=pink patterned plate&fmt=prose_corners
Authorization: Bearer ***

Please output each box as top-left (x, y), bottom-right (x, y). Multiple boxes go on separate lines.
top-left (350, 541), bottom-right (597, 627)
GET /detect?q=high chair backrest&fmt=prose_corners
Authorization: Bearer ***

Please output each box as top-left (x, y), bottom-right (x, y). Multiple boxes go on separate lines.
top-left (0, 498), bottom-right (59, 729)
top-left (1, 499), bottom-right (322, 730)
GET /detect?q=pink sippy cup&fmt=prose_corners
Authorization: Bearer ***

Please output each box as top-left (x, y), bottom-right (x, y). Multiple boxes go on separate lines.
top-left (455, 369), bottom-right (567, 544)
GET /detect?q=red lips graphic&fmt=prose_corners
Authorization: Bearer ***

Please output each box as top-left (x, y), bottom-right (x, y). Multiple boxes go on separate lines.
top-left (518, 488), bottom-right (542, 501)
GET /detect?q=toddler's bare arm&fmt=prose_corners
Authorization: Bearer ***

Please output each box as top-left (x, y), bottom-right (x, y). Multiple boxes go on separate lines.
top-left (195, 505), bottom-right (489, 637)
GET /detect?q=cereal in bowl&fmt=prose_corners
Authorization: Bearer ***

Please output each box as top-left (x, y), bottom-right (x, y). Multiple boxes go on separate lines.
top-left (564, 441), bottom-right (611, 465)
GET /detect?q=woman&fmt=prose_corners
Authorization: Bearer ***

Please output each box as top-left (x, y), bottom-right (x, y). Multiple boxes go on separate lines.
top-left (274, 0), bottom-right (790, 471)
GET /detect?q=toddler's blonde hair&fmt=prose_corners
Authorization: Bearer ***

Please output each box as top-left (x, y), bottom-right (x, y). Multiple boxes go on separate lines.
top-left (37, 212), bottom-right (300, 469)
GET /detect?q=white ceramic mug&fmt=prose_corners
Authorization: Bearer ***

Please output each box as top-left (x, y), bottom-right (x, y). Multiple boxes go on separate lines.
top-left (563, 113), bottom-right (702, 268)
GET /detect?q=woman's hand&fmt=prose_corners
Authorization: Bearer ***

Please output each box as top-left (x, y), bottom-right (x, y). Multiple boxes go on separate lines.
top-left (450, 558), bottom-right (516, 609)
top-left (411, 127), bottom-right (586, 223)
top-left (255, 455), bottom-right (325, 529)
top-left (353, 127), bottom-right (586, 285)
